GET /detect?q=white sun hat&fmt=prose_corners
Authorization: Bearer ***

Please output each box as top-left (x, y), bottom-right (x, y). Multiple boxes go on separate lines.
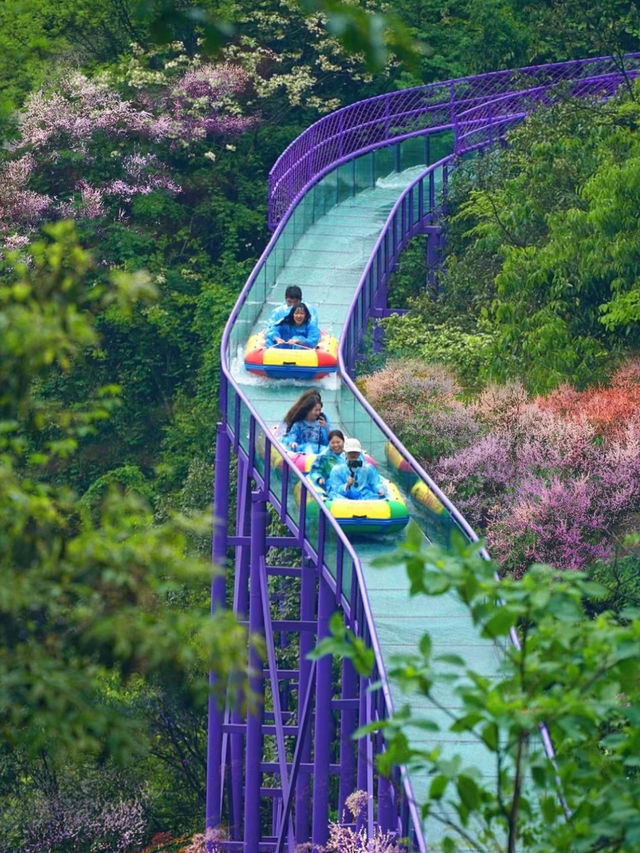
top-left (343, 437), bottom-right (363, 454)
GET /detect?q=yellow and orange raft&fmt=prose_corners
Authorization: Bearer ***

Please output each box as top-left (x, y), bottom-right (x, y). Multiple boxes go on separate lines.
top-left (384, 441), bottom-right (449, 518)
top-left (244, 330), bottom-right (339, 380)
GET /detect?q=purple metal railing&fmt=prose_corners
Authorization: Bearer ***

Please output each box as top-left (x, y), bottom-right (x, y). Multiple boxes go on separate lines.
top-left (209, 51), bottom-right (640, 853)
top-left (268, 52), bottom-right (640, 229)
top-left (334, 155), bottom-right (486, 548)
top-left (455, 70), bottom-right (640, 154)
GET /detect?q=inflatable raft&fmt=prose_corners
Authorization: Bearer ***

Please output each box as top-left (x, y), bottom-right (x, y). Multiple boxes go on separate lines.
top-left (410, 480), bottom-right (448, 516)
top-left (385, 440), bottom-right (413, 473)
top-left (384, 440), bottom-right (449, 517)
top-left (244, 330), bottom-right (339, 380)
top-left (296, 479), bottom-right (409, 536)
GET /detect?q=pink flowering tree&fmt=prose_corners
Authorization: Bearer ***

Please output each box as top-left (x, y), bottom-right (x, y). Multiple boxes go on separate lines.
top-left (0, 63), bottom-right (258, 248)
top-left (169, 64), bottom-right (258, 140)
top-left (361, 359), bottom-right (640, 578)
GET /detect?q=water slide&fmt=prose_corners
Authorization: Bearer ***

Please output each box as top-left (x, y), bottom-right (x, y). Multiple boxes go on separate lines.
top-left (207, 54), bottom-right (640, 852)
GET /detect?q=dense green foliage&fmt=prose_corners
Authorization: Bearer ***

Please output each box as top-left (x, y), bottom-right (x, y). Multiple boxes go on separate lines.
top-left (0, 224), bottom-right (253, 847)
top-left (2, 0), bottom-right (640, 846)
top-left (385, 91), bottom-right (640, 392)
top-left (317, 531), bottom-right (640, 852)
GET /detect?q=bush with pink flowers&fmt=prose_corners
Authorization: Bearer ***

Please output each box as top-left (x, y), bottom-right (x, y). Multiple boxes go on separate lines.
top-left (360, 360), bottom-right (480, 463)
top-left (1, 64), bottom-right (258, 250)
top-left (364, 360), bottom-right (640, 578)
top-left (323, 791), bottom-right (405, 853)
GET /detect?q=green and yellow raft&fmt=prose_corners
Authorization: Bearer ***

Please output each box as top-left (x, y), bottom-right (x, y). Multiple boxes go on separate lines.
top-left (296, 479), bottom-right (410, 536)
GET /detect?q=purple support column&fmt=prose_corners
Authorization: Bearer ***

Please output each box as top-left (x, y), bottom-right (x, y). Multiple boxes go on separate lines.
top-left (372, 260), bottom-right (388, 355)
top-left (206, 424), bottom-right (231, 841)
top-left (355, 673), bottom-right (369, 837)
top-left (245, 490), bottom-right (268, 850)
top-left (338, 658), bottom-right (357, 817)
top-left (372, 319), bottom-right (384, 355)
top-left (311, 575), bottom-right (333, 848)
top-left (295, 560), bottom-right (315, 843)
top-left (231, 456), bottom-right (251, 839)
top-left (357, 675), bottom-right (368, 793)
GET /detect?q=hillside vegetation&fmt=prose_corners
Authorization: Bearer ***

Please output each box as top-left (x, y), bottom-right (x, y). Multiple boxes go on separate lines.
top-left (1, 0), bottom-right (639, 848)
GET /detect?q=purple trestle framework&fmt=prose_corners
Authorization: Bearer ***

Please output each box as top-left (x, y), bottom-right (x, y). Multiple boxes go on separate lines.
top-left (207, 53), bottom-right (640, 852)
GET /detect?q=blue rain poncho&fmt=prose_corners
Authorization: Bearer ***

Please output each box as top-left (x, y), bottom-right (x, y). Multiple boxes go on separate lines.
top-left (283, 419), bottom-right (329, 454)
top-left (328, 457), bottom-right (388, 501)
top-left (309, 447), bottom-right (345, 488)
top-left (267, 301), bottom-right (319, 332)
top-left (264, 318), bottom-right (320, 349)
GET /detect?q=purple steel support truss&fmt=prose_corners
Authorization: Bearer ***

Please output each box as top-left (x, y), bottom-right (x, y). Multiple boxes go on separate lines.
top-left (207, 52), bottom-right (640, 853)
top-left (311, 577), bottom-right (333, 848)
top-left (206, 424), bottom-right (230, 835)
top-left (295, 561), bottom-right (314, 844)
top-left (244, 492), bottom-right (266, 850)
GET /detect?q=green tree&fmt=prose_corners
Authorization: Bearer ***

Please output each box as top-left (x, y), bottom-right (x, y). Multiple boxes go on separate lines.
top-left (0, 222), bottom-right (249, 762)
top-left (316, 528), bottom-right (640, 852)
top-left (484, 94), bottom-right (640, 391)
top-left (391, 92), bottom-right (640, 393)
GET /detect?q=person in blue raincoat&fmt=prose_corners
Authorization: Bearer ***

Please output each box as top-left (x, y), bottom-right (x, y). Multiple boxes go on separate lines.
top-left (281, 390), bottom-right (331, 438)
top-left (282, 392), bottom-right (329, 454)
top-left (309, 429), bottom-right (345, 490)
top-left (265, 303), bottom-right (320, 349)
top-left (266, 285), bottom-right (319, 334)
top-left (328, 437), bottom-right (387, 500)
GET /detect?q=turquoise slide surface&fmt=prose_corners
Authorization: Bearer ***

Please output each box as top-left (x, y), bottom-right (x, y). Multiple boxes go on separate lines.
top-left (228, 160), bottom-right (501, 848)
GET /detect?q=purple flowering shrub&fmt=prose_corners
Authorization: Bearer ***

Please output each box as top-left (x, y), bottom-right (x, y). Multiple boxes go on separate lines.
top-left (321, 791), bottom-right (405, 853)
top-left (432, 369), bottom-right (640, 575)
top-left (362, 360), bottom-right (640, 576)
top-left (487, 475), bottom-right (613, 576)
top-left (0, 63), bottom-right (257, 249)
top-left (170, 65), bottom-right (258, 140)
top-left (361, 360), bottom-right (479, 462)
top-left (6, 771), bottom-right (148, 853)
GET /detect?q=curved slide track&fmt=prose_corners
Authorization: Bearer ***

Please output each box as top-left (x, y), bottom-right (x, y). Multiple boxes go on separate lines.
top-left (206, 54), bottom-right (640, 852)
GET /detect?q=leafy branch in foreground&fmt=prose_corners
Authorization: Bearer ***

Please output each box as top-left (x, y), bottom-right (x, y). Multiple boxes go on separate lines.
top-left (315, 527), bottom-right (640, 852)
top-left (0, 222), bottom-right (252, 763)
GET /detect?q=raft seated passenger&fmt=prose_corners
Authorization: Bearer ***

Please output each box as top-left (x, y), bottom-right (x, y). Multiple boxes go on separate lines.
top-left (266, 285), bottom-right (319, 333)
top-left (265, 303), bottom-right (320, 350)
top-left (309, 430), bottom-right (345, 489)
top-left (328, 438), bottom-right (387, 500)
top-left (282, 391), bottom-right (329, 455)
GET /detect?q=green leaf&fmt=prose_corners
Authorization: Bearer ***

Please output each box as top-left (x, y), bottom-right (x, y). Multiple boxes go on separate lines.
top-left (442, 836), bottom-right (456, 853)
top-left (419, 633), bottom-right (432, 659)
top-left (481, 721), bottom-right (499, 751)
top-left (481, 608), bottom-right (516, 638)
top-left (429, 774), bottom-right (449, 799)
top-left (457, 774), bottom-right (481, 810)
top-left (434, 653), bottom-right (465, 667)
